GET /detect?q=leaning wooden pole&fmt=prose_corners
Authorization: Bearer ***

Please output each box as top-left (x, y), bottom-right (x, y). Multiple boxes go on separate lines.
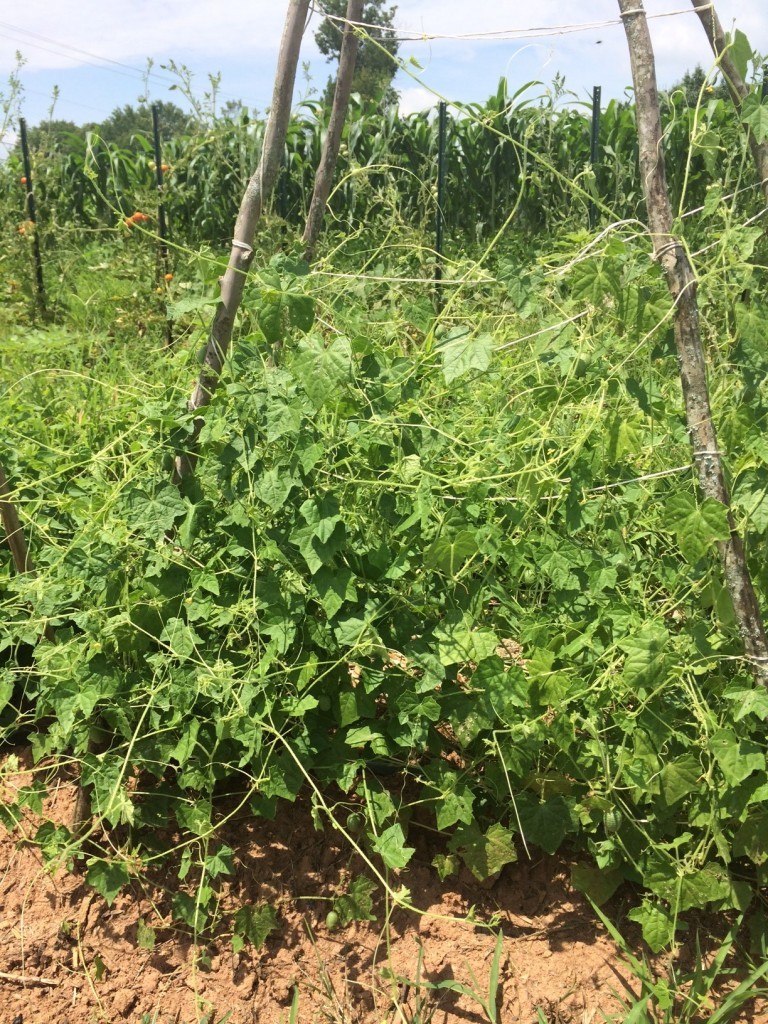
top-left (690, 0), bottom-right (768, 207)
top-left (0, 462), bottom-right (34, 575)
top-left (302, 0), bottom-right (363, 262)
top-left (0, 462), bottom-right (54, 643)
top-left (618, 0), bottom-right (768, 687)
top-left (174, 0), bottom-right (311, 482)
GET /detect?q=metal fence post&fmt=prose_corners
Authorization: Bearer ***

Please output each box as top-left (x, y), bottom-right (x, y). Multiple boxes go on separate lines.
top-left (19, 118), bottom-right (47, 317)
top-left (435, 100), bottom-right (448, 310)
top-left (589, 86), bottom-right (602, 229)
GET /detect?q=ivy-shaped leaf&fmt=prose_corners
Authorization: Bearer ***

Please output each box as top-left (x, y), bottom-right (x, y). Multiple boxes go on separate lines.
top-left (666, 493), bottom-right (730, 564)
top-left (450, 822), bottom-right (518, 880)
top-left (440, 329), bottom-right (493, 384)
top-left (291, 335), bottom-right (354, 408)
top-left (232, 903), bottom-right (278, 952)
top-left (620, 625), bottom-right (669, 689)
top-left (87, 858), bottom-right (130, 907)
top-left (627, 900), bottom-right (676, 953)
top-left (371, 823), bottom-right (415, 870)
top-left (741, 94), bottom-right (768, 143)
top-left (334, 876), bottom-right (377, 925)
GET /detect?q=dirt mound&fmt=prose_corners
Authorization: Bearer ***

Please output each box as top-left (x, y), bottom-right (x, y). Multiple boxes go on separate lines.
top-left (0, 750), bottom-right (764, 1024)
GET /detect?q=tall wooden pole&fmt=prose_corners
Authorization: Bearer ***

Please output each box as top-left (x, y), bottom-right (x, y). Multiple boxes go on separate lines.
top-left (174, 0), bottom-right (311, 482)
top-left (689, 0), bottom-right (768, 207)
top-left (302, 0), bottom-right (363, 262)
top-left (618, 0), bottom-right (768, 686)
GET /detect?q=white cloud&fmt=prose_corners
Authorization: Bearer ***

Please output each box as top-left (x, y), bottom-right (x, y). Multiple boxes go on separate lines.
top-left (0, 1), bottom-right (293, 72)
top-left (398, 85), bottom-right (435, 115)
top-left (2, 0), bottom-right (767, 126)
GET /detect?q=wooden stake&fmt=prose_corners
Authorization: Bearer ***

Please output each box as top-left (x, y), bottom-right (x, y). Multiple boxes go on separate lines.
top-left (618, 0), bottom-right (768, 686)
top-left (174, 0), bottom-right (311, 482)
top-left (302, 0), bottom-right (363, 263)
top-left (689, 0), bottom-right (768, 207)
top-left (0, 461), bottom-right (33, 575)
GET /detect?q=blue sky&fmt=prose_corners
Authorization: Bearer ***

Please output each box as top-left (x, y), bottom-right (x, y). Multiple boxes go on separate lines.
top-left (1, 0), bottom-right (766, 148)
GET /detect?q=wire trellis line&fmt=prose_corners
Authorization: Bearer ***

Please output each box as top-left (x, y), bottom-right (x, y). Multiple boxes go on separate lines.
top-left (319, 4), bottom-right (714, 44)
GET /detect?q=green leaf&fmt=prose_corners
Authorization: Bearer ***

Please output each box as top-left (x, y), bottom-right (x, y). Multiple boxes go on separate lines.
top-left (627, 901), bottom-right (676, 953)
top-left (205, 844), bottom-right (235, 878)
top-left (136, 918), bottom-right (156, 950)
top-left (518, 795), bottom-right (571, 855)
top-left (371, 823), bottom-right (415, 870)
top-left (440, 330), bottom-right (493, 384)
top-left (435, 780), bottom-right (476, 832)
top-left (426, 529), bottom-right (481, 575)
top-left (176, 799), bottom-right (212, 837)
top-left (450, 822), bottom-right (518, 880)
top-left (659, 753), bottom-right (701, 807)
top-left (233, 903), bottom-right (279, 950)
top-left (254, 468), bottom-right (297, 510)
top-left (434, 615), bottom-right (497, 666)
top-left (733, 811), bottom-right (768, 865)
top-left (571, 863), bottom-right (623, 907)
top-left (33, 822), bottom-right (72, 862)
top-left (728, 28), bottom-right (753, 83)
top-left (432, 852), bottom-right (460, 880)
top-left (334, 614), bottom-right (380, 651)
top-left (710, 730), bottom-right (765, 786)
top-left (723, 686), bottom-right (768, 722)
top-left (620, 625), bottom-right (669, 689)
top-left (0, 670), bottom-right (13, 713)
top-left (292, 334), bottom-right (354, 408)
top-left (679, 865), bottom-right (731, 911)
top-left (122, 483), bottom-right (187, 541)
top-left (666, 493), bottom-right (730, 563)
top-left (172, 891), bottom-right (207, 931)
top-left (313, 566), bottom-right (357, 619)
top-left (87, 858), bottom-right (130, 907)
top-left (334, 875), bottom-right (377, 926)
top-left (255, 273), bottom-right (314, 344)
top-left (159, 617), bottom-right (203, 660)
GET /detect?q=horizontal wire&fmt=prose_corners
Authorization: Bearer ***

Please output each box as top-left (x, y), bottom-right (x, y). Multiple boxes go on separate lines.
top-left (311, 269), bottom-right (497, 286)
top-left (0, 20), bottom-right (178, 83)
top-left (321, 4), bottom-right (713, 44)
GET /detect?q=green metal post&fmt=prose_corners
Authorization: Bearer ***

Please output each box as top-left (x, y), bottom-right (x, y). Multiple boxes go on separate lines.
top-left (589, 86), bottom-right (602, 229)
top-left (435, 100), bottom-right (448, 309)
top-left (19, 118), bottom-right (47, 317)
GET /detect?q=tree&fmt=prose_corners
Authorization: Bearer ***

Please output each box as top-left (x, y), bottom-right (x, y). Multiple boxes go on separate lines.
top-left (315, 0), bottom-right (399, 108)
top-left (96, 101), bottom-right (194, 149)
top-left (665, 63), bottom-right (729, 105)
top-left (15, 119), bottom-right (83, 156)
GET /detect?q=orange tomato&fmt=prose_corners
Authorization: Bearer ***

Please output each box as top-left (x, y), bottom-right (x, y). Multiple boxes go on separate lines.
top-left (20, 176), bottom-right (27, 185)
top-left (164, 273), bottom-right (174, 282)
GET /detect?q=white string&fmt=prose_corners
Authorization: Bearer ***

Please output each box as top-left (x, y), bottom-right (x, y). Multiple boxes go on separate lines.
top-left (311, 270), bottom-right (497, 286)
top-left (320, 5), bottom-right (713, 44)
top-left (494, 311), bottom-right (588, 351)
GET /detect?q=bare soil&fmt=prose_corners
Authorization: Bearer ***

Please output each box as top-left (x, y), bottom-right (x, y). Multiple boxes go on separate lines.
top-left (0, 749), bottom-right (765, 1024)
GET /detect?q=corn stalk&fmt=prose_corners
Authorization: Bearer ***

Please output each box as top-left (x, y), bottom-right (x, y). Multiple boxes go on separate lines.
top-left (618, 0), bottom-right (768, 686)
top-left (174, 0), bottom-right (311, 481)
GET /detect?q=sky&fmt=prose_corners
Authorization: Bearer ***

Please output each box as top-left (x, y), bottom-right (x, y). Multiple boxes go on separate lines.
top-left (1, 1), bottom-right (766, 147)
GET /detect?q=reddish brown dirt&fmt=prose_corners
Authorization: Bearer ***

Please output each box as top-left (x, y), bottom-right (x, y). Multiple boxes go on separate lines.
top-left (0, 750), bottom-right (765, 1024)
